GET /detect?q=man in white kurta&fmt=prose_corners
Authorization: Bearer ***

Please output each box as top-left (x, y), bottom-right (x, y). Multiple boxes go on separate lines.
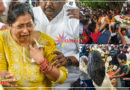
top-left (32, 0), bottom-right (79, 88)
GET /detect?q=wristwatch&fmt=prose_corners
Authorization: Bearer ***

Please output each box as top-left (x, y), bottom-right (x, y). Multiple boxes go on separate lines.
top-left (66, 57), bottom-right (72, 66)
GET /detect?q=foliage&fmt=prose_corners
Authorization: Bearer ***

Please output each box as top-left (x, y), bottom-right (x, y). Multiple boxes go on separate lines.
top-left (80, 0), bottom-right (126, 10)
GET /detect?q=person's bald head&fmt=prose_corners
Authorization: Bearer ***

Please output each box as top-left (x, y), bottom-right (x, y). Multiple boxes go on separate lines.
top-left (40, 0), bottom-right (65, 21)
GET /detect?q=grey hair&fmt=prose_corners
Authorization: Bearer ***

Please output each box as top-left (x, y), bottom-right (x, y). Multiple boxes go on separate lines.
top-left (87, 50), bottom-right (105, 86)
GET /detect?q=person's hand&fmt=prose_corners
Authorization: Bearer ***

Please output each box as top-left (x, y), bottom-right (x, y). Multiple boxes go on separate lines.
top-left (109, 76), bottom-right (113, 80)
top-left (29, 44), bottom-right (44, 64)
top-left (117, 26), bottom-right (121, 34)
top-left (67, 9), bottom-right (79, 19)
top-left (0, 71), bottom-right (17, 87)
top-left (109, 76), bottom-right (115, 80)
top-left (109, 22), bottom-right (111, 27)
top-left (109, 22), bottom-right (112, 33)
top-left (123, 78), bottom-right (130, 80)
top-left (51, 51), bottom-right (68, 68)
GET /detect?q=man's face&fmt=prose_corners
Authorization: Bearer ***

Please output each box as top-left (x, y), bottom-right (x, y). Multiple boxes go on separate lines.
top-left (10, 13), bottom-right (34, 43)
top-left (40, 0), bottom-right (65, 20)
top-left (118, 58), bottom-right (125, 65)
top-left (121, 30), bottom-right (126, 35)
top-left (118, 58), bottom-right (122, 63)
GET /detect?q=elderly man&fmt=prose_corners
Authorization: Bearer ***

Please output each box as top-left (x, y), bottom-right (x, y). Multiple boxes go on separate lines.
top-left (33, 0), bottom-right (79, 88)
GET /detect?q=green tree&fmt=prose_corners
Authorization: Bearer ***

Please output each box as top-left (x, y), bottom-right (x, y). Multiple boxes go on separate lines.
top-left (80, 0), bottom-right (106, 9)
top-left (80, 0), bottom-right (125, 10)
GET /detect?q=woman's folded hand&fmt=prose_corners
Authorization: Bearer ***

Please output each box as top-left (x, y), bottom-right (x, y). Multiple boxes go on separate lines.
top-left (29, 44), bottom-right (44, 64)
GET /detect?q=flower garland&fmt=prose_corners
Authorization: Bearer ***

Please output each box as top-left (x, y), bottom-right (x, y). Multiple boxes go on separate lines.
top-left (114, 15), bottom-right (130, 26)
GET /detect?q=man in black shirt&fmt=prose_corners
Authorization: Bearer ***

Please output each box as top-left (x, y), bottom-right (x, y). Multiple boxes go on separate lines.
top-left (109, 53), bottom-right (129, 87)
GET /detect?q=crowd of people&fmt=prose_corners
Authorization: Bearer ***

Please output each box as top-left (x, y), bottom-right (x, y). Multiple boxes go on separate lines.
top-left (79, 3), bottom-right (130, 44)
top-left (80, 44), bottom-right (130, 89)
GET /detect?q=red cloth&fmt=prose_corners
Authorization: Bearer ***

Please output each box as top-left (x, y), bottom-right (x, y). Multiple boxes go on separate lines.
top-left (91, 32), bottom-right (101, 44)
top-left (116, 10), bottom-right (119, 14)
top-left (81, 30), bottom-right (89, 44)
top-left (81, 30), bottom-right (101, 44)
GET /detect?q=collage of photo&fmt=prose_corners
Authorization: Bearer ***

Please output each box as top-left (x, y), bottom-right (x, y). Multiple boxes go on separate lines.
top-left (0, 0), bottom-right (130, 90)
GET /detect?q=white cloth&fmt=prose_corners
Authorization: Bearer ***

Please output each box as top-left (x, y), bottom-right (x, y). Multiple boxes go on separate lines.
top-left (3, 0), bottom-right (11, 15)
top-left (124, 36), bottom-right (130, 44)
top-left (80, 56), bottom-right (90, 80)
top-left (111, 33), bottom-right (117, 37)
top-left (79, 23), bottom-right (83, 35)
top-left (0, 85), bottom-right (4, 90)
top-left (93, 74), bottom-right (115, 90)
top-left (126, 26), bottom-right (130, 37)
top-left (2, 0), bottom-right (26, 23)
top-left (0, 22), bottom-right (4, 29)
top-left (101, 17), bottom-right (105, 24)
top-left (33, 5), bottom-right (79, 83)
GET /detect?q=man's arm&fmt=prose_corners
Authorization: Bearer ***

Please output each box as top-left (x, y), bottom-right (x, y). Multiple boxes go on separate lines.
top-left (112, 67), bottom-right (121, 76)
top-left (51, 51), bottom-right (79, 67)
top-left (117, 27), bottom-right (126, 45)
top-left (110, 65), bottom-right (128, 79)
top-left (99, 20), bottom-right (107, 32)
top-left (123, 78), bottom-right (130, 80)
top-left (112, 73), bottom-right (126, 78)
top-left (109, 23), bottom-right (112, 33)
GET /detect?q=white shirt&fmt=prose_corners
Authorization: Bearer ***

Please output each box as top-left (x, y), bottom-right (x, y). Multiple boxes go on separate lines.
top-left (0, 22), bottom-right (5, 30)
top-left (124, 35), bottom-right (130, 44)
top-left (33, 5), bottom-right (79, 83)
top-left (2, 0), bottom-right (26, 23)
top-left (79, 23), bottom-right (83, 35)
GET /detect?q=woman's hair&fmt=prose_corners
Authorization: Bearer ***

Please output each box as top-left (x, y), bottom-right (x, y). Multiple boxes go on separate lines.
top-left (7, 3), bottom-right (34, 25)
top-left (87, 20), bottom-right (96, 33)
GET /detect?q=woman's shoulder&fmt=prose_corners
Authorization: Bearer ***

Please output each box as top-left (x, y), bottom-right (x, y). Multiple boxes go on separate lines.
top-left (0, 24), bottom-right (8, 31)
top-left (0, 29), bottom-right (9, 43)
top-left (34, 31), bottom-right (56, 45)
top-left (0, 29), bottom-right (9, 33)
top-left (41, 32), bottom-right (55, 43)
top-left (0, 29), bottom-right (9, 37)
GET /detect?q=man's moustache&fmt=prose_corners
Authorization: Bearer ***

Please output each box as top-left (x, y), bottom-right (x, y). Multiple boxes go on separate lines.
top-left (45, 7), bottom-right (55, 11)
